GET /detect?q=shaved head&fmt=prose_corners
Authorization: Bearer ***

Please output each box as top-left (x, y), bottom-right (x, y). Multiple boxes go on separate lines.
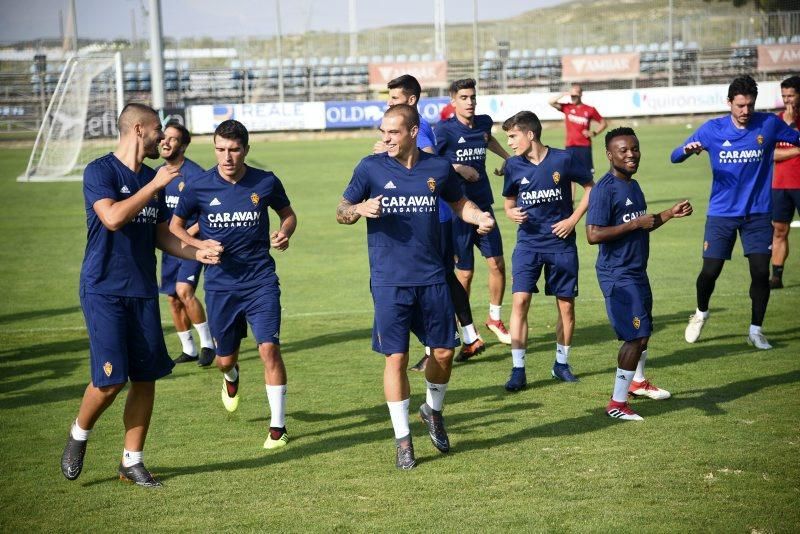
top-left (384, 104), bottom-right (419, 130)
top-left (117, 103), bottom-right (159, 135)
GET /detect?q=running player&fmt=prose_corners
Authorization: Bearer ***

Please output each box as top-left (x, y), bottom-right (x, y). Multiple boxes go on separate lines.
top-left (500, 111), bottom-right (594, 392)
top-left (587, 127), bottom-right (693, 421)
top-left (170, 120), bottom-right (297, 450)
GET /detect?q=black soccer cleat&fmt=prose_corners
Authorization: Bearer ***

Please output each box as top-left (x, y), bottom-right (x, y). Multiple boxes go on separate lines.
top-left (409, 355), bottom-right (428, 372)
top-left (419, 403), bottom-right (450, 453)
top-left (61, 432), bottom-right (88, 481)
top-left (198, 347), bottom-right (216, 367)
top-left (395, 435), bottom-right (416, 470)
top-left (118, 462), bottom-right (162, 487)
top-left (173, 352), bottom-right (199, 364)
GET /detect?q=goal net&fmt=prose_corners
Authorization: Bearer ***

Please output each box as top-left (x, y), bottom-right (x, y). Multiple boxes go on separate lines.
top-left (19, 53), bottom-right (124, 182)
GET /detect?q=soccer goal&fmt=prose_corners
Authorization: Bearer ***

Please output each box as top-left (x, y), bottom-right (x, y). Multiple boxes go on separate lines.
top-left (19, 52), bottom-right (124, 182)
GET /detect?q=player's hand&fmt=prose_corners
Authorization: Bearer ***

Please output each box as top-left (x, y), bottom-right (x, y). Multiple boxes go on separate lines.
top-left (683, 141), bottom-right (704, 155)
top-left (270, 230), bottom-right (290, 251)
top-left (475, 211), bottom-right (495, 235)
top-left (372, 140), bottom-right (388, 154)
top-left (493, 159), bottom-right (506, 177)
top-left (153, 165), bottom-right (181, 188)
top-left (455, 165), bottom-right (480, 182)
top-left (635, 214), bottom-right (656, 229)
top-left (195, 240), bottom-right (223, 264)
top-left (506, 207), bottom-right (527, 225)
top-left (357, 195), bottom-right (383, 218)
top-left (581, 129), bottom-right (592, 139)
top-left (551, 218), bottom-right (577, 239)
top-left (671, 199), bottom-right (693, 218)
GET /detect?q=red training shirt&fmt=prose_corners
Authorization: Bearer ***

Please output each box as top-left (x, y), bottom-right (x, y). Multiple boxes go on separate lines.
top-left (559, 103), bottom-right (603, 148)
top-left (774, 110), bottom-right (800, 189)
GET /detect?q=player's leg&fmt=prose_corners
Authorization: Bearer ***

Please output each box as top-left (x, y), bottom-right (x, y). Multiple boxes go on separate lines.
top-left (449, 270), bottom-right (485, 362)
top-left (479, 215), bottom-right (510, 344)
top-left (741, 214), bottom-right (774, 349)
top-left (384, 352), bottom-right (415, 469)
top-left (506, 291), bottom-right (532, 392)
top-left (176, 260), bottom-right (215, 366)
top-left (167, 294), bottom-right (198, 363)
top-left (206, 289), bottom-right (246, 412)
top-left (552, 297), bottom-right (579, 382)
top-left (769, 188), bottom-right (798, 289)
top-left (625, 286), bottom-right (669, 400)
top-left (547, 251), bottom-right (580, 381)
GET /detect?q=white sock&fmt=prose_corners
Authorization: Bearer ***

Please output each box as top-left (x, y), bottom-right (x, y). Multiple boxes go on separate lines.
top-left (122, 449), bottom-right (143, 468)
top-left (224, 366), bottom-right (239, 382)
top-left (634, 349), bottom-right (648, 382)
top-left (266, 384), bottom-right (287, 428)
top-left (177, 330), bottom-right (197, 356)
top-left (511, 348), bottom-right (526, 368)
top-left (612, 368), bottom-right (635, 403)
top-left (696, 308), bottom-right (709, 320)
top-left (749, 324), bottom-right (762, 336)
top-left (425, 380), bottom-right (448, 412)
top-left (425, 346), bottom-right (431, 356)
top-left (556, 343), bottom-right (570, 365)
top-left (489, 304), bottom-right (502, 321)
top-left (462, 323), bottom-right (479, 344)
top-left (71, 419), bottom-right (91, 441)
top-left (194, 321), bottom-right (214, 348)
top-left (387, 399), bottom-right (410, 439)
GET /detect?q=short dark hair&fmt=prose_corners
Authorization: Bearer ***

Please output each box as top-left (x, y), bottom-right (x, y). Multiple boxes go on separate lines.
top-left (728, 75), bottom-right (758, 101)
top-left (605, 126), bottom-right (637, 149)
top-left (387, 74), bottom-right (422, 101)
top-left (384, 104), bottom-right (420, 130)
top-left (449, 78), bottom-right (476, 96)
top-left (165, 120), bottom-right (191, 146)
top-left (502, 111), bottom-right (542, 140)
top-left (214, 119), bottom-right (249, 147)
top-left (781, 75), bottom-right (800, 93)
top-left (117, 102), bottom-right (158, 135)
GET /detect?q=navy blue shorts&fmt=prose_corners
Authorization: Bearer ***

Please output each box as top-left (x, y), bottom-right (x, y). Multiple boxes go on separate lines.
top-left (205, 283), bottom-right (281, 356)
top-left (370, 283), bottom-right (458, 355)
top-left (772, 189), bottom-right (800, 223)
top-left (603, 282), bottom-right (653, 342)
top-left (159, 253), bottom-right (203, 296)
top-left (511, 247), bottom-right (579, 297)
top-left (452, 206), bottom-right (504, 270)
top-left (702, 214), bottom-right (772, 259)
top-left (440, 219), bottom-right (455, 272)
top-left (80, 289), bottom-right (173, 387)
top-left (566, 146), bottom-right (594, 176)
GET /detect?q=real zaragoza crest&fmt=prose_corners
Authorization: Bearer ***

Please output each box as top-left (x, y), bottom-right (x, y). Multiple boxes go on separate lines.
top-left (103, 361), bottom-right (113, 377)
top-left (178, 181), bottom-right (185, 192)
top-left (632, 316), bottom-right (641, 329)
top-left (553, 171), bottom-right (561, 184)
top-left (427, 177), bottom-right (436, 192)
top-left (756, 134), bottom-right (764, 145)
top-left (250, 192), bottom-right (260, 206)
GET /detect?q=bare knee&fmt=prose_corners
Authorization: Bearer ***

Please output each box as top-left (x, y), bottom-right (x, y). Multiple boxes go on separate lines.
top-left (486, 255), bottom-right (506, 274)
top-left (175, 283), bottom-right (196, 304)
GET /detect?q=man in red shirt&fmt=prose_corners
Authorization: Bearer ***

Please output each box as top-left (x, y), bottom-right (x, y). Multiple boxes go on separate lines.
top-left (771, 75), bottom-right (800, 289)
top-left (549, 84), bottom-right (608, 177)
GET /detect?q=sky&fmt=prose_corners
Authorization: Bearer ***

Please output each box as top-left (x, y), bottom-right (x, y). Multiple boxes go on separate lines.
top-left (1, 0), bottom-right (566, 42)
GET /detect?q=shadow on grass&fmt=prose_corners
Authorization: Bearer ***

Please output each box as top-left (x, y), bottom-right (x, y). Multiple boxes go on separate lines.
top-left (0, 306), bottom-right (82, 325)
top-left (280, 328), bottom-right (373, 354)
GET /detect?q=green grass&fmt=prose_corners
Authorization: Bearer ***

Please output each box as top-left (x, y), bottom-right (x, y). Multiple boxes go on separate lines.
top-left (1, 123), bottom-right (799, 532)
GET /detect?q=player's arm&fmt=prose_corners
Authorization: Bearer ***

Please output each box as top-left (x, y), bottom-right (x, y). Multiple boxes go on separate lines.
top-left (649, 200), bottom-right (693, 232)
top-left (504, 196), bottom-right (527, 225)
top-left (487, 133), bottom-right (510, 176)
top-left (270, 205), bottom-right (297, 251)
top-left (592, 117), bottom-right (608, 138)
top-left (549, 92), bottom-right (567, 111)
top-left (448, 197), bottom-right (495, 235)
top-left (452, 164), bottom-right (480, 182)
top-left (92, 166), bottom-right (180, 231)
top-left (156, 222), bottom-right (222, 264)
top-left (552, 181), bottom-right (594, 239)
top-left (775, 146), bottom-right (800, 162)
top-left (336, 195), bottom-right (383, 225)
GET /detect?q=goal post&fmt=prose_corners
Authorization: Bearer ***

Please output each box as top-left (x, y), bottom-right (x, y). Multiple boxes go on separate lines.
top-left (19, 52), bottom-right (124, 182)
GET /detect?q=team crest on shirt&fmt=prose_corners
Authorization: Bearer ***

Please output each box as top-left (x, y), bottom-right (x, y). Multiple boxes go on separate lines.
top-left (703, 241), bottom-right (709, 251)
top-left (427, 177), bottom-right (436, 193)
top-left (178, 181), bottom-right (185, 192)
top-left (632, 316), bottom-right (641, 330)
top-left (553, 171), bottom-right (561, 184)
top-left (103, 361), bottom-right (113, 377)
top-left (250, 192), bottom-right (260, 206)
top-left (757, 134), bottom-right (764, 145)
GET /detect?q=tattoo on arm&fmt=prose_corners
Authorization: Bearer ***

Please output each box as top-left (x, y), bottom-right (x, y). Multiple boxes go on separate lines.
top-left (336, 200), bottom-right (360, 224)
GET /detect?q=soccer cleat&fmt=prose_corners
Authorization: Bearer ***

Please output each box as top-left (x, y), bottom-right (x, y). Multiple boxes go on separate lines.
top-left (605, 400), bottom-right (643, 421)
top-left (454, 338), bottom-right (486, 363)
top-left (684, 312), bottom-right (707, 343)
top-left (173, 352), bottom-right (199, 364)
top-left (419, 403), bottom-right (450, 453)
top-left (61, 432), bottom-right (88, 481)
top-left (409, 355), bottom-right (428, 372)
top-left (504, 367), bottom-right (527, 392)
top-left (769, 276), bottom-right (783, 290)
top-left (628, 379), bottom-right (671, 400)
top-left (395, 435), bottom-right (416, 470)
top-left (221, 364), bottom-right (240, 413)
top-left (485, 317), bottom-right (512, 344)
top-left (264, 427), bottom-right (289, 449)
top-left (747, 332), bottom-right (773, 350)
top-left (198, 347), bottom-right (216, 367)
top-left (118, 462), bottom-right (162, 487)
top-left (551, 362), bottom-right (579, 382)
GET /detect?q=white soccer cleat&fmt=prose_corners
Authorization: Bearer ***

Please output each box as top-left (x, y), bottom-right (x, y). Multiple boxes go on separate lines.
top-left (684, 312), bottom-right (706, 343)
top-left (606, 400), bottom-right (643, 421)
top-left (628, 379), bottom-right (671, 400)
top-left (747, 332), bottom-right (772, 350)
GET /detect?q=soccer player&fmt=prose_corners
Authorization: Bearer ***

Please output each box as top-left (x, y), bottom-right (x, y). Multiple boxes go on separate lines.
top-left (170, 120), bottom-right (297, 450)
top-left (60, 103), bottom-right (222, 487)
top-left (500, 111), bottom-right (594, 392)
top-left (549, 83), bottom-right (607, 177)
top-left (770, 75), bottom-right (800, 289)
top-left (337, 104), bottom-right (495, 469)
top-left (434, 78), bottom-right (512, 345)
top-left (672, 75), bottom-right (800, 349)
top-left (371, 74), bottom-right (485, 372)
top-left (587, 127), bottom-right (693, 421)
top-left (158, 120), bottom-right (215, 366)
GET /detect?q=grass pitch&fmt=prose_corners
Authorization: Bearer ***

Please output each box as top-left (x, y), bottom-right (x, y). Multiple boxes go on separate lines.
top-left (0, 123), bottom-right (798, 532)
